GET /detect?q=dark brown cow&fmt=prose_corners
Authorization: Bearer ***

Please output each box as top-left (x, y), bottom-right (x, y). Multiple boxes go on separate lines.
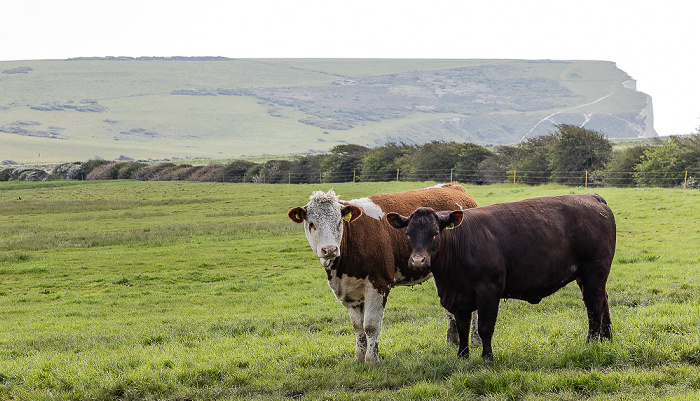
top-left (288, 184), bottom-right (478, 362)
top-left (386, 194), bottom-right (616, 361)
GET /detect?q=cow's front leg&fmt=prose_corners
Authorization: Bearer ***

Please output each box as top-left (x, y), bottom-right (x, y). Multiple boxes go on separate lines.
top-left (476, 297), bottom-right (499, 362)
top-left (447, 310), bottom-right (481, 347)
top-left (455, 311), bottom-right (472, 358)
top-left (347, 304), bottom-right (367, 361)
top-left (363, 286), bottom-right (386, 363)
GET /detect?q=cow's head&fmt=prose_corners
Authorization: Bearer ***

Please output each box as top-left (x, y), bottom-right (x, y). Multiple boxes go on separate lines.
top-left (386, 207), bottom-right (463, 269)
top-left (288, 189), bottom-right (362, 266)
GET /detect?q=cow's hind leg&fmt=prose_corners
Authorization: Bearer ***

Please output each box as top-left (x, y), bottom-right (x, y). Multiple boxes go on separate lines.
top-left (363, 286), bottom-right (386, 363)
top-left (577, 274), bottom-right (612, 342)
top-left (470, 311), bottom-right (482, 348)
top-left (601, 291), bottom-right (612, 340)
top-left (347, 305), bottom-right (367, 361)
top-left (445, 310), bottom-right (459, 345)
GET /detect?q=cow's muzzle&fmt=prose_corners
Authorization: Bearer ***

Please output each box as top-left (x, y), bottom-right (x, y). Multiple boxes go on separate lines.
top-left (409, 254), bottom-right (430, 269)
top-left (320, 245), bottom-right (339, 260)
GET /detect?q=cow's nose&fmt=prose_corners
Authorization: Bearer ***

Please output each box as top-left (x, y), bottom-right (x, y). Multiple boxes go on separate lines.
top-left (410, 255), bottom-right (428, 268)
top-left (321, 245), bottom-right (339, 259)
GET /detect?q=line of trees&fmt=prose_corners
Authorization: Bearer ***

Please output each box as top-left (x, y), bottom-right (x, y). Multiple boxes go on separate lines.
top-left (2, 125), bottom-right (699, 188)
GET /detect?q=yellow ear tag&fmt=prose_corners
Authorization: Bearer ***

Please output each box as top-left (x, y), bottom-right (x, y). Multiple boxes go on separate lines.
top-left (343, 212), bottom-right (352, 222)
top-left (445, 223), bottom-right (455, 230)
top-left (295, 213), bottom-right (301, 221)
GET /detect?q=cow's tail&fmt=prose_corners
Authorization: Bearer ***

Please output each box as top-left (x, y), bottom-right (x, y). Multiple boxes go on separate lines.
top-left (592, 193), bottom-right (608, 205)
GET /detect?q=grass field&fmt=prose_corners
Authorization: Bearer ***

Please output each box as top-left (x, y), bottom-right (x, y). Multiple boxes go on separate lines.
top-left (0, 181), bottom-right (698, 400)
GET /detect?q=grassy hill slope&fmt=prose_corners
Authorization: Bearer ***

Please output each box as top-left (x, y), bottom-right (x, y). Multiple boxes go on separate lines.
top-left (0, 58), bottom-right (656, 163)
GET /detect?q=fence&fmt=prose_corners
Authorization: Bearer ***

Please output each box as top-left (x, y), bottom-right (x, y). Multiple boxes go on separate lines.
top-left (228, 168), bottom-right (699, 188)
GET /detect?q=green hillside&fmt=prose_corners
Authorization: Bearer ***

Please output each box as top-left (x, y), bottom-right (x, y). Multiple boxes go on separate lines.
top-left (0, 58), bottom-right (656, 164)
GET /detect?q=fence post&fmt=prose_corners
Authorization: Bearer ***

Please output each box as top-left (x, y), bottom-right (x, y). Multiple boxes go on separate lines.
top-left (353, 170), bottom-right (356, 183)
top-left (684, 171), bottom-right (688, 189)
top-left (450, 168), bottom-right (453, 182)
top-left (513, 170), bottom-right (516, 185)
top-left (585, 170), bottom-right (588, 188)
top-left (288, 172), bottom-right (291, 184)
top-left (396, 168), bottom-right (400, 182)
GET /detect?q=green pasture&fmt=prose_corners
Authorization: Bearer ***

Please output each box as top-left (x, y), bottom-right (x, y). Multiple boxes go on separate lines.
top-left (0, 181), bottom-right (698, 400)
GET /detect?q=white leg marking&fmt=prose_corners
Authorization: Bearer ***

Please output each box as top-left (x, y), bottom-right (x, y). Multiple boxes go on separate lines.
top-left (363, 286), bottom-right (385, 363)
top-left (347, 305), bottom-right (367, 361)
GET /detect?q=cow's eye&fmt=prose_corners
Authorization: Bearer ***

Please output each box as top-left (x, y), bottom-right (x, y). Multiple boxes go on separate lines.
top-left (308, 222), bottom-right (316, 231)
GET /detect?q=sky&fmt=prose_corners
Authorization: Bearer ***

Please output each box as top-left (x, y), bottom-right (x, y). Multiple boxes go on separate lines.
top-left (2, 0), bottom-right (699, 136)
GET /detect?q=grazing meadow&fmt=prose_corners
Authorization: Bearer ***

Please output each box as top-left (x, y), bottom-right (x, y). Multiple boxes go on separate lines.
top-left (0, 180), bottom-right (699, 400)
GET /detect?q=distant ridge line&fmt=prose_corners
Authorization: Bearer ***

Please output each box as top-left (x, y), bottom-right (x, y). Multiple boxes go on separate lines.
top-left (67, 56), bottom-right (233, 61)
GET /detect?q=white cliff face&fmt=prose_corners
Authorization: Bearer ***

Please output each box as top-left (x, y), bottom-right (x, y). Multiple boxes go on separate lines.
top-left (637, 96), bottom-right (658, 138)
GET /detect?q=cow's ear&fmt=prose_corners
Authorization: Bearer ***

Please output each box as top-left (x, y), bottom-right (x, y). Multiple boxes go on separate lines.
top-left (288, 206), bottom-right (307, 223)
top-left (341, 204), bottom-right (362, 223)
top-left (386, 213), bottom-right (408, 229)
top-left (440, 210), bottom-right (463, 230)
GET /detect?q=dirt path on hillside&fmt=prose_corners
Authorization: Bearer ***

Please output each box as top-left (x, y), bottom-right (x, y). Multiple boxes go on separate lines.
top-left (519, 92), bottom-right (614, 142)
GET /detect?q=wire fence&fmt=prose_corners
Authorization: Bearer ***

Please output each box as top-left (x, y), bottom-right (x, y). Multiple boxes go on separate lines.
top-left (227, 168), bottom-right (699, 188)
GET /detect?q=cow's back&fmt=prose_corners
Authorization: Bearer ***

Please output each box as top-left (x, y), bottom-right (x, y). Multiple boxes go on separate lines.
top-left (369, 184), bottom-right (477, 216)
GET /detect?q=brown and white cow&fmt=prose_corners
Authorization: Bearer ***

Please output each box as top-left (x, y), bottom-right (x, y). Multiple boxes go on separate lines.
top-left (386, 194), bottom-right (616, 361)
top-left (288, 184), bottom-right (478, 362)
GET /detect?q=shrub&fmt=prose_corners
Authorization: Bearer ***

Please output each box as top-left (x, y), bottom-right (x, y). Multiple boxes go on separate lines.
top-left (453, 143), bottom-right (493, 184)
top-left (50, 162), bottom-right (86, 180)
top-left (186, 164), bottom-right (223, 182)
top-left (605, 145), bottom-right (653, 186)
top-left (221, 160), bottom-right (257, 183)
top-left (360, 143), bottom-right (414, 182)
top-left (510, 135), bottom-right (556, 185)
top-left (86, 163), bottom-right (117, 180)
top-left (83, 159), bottom-right (112, 176)
top-left (115, 162), bottom-right (146, 179)
top-left (636, 135), bottom-right (700, 187)
top-left (289, 154), bottom-right (326, 184)
top-left (133, 163), bottom-right (177, 181)
top-left (549, 124), bottom-right (613, 185)
top-left (258, 160), bottom-right (293, 184)
top-left (0, 168), bottom-right (14, 181)
top-left (321, 144), bottom-right (368, 182)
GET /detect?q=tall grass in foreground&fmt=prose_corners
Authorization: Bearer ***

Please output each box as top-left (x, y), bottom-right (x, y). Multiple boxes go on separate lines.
top-left (0, 181), bottom-right (699, 400)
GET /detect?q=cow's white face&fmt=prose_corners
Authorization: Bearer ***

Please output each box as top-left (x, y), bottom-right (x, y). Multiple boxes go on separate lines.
top-left (288, 190), bottom-right (362, 267)
top-left (305, 195), bottom-right (344, 262)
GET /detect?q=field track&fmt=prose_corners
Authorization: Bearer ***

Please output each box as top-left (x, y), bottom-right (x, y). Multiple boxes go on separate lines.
top-left (1, 181), bottom-right (699, 400)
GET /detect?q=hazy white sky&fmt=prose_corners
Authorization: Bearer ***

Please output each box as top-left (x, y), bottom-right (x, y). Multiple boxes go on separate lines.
top-left (2, 0), bottom-right (699, 136)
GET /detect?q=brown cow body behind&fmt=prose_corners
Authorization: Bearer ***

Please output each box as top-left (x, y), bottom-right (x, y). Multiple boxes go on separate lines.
top-left (387, 194), bottom-right (616, 361)
top-left (288, 184), bottom-right (478, 362)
